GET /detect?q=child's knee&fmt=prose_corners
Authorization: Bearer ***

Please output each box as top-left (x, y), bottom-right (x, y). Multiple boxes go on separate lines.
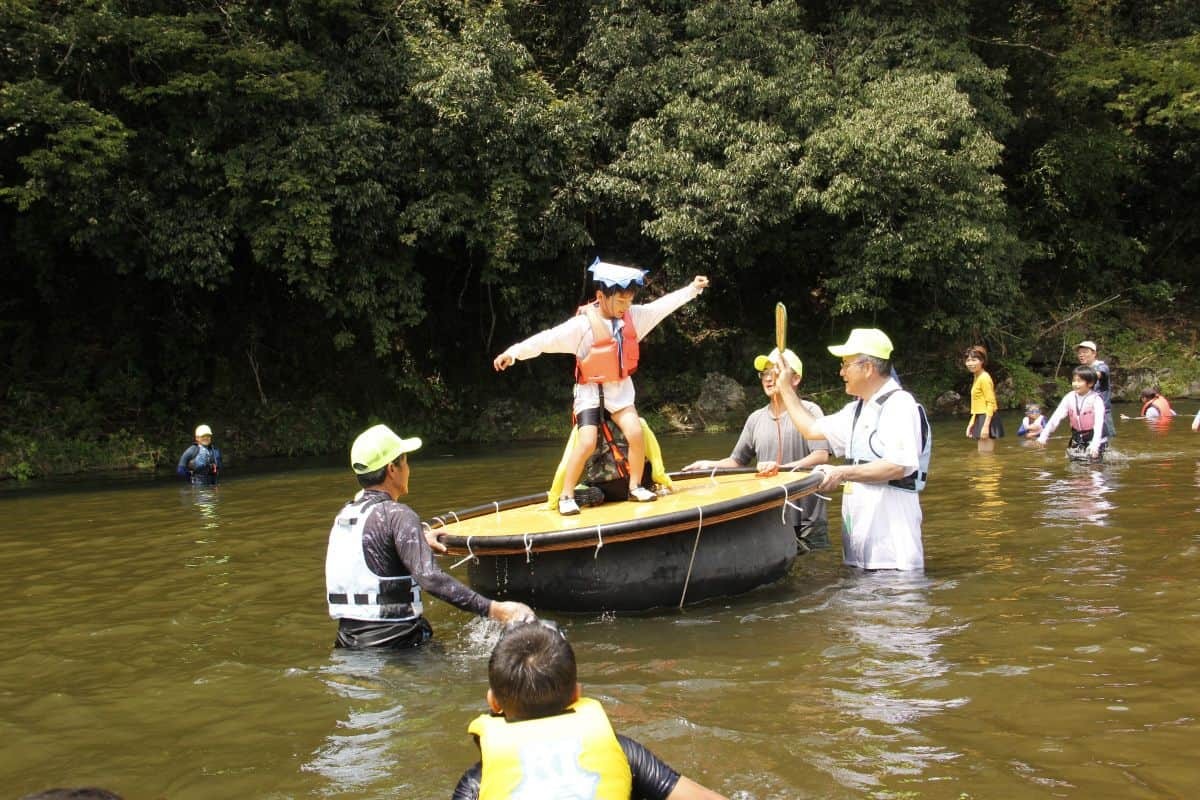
top-left (575, 426), bottom-right (599, 449)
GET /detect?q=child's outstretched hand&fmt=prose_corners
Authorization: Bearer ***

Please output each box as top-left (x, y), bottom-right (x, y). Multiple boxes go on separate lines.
top-left (691, 275), bottom-right (709, 292)
top-left (493, 353), bottom-right (515, 371)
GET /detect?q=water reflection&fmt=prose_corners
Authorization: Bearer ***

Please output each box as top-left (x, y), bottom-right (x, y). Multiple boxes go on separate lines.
top-left (971, 451), bottom-right (1005, 525)
top-left (179, 485), bottom-right (221, 528)
top-left (1035, 463), bottom-right (1117, 528)
top-left (6, 419), bottom-right (1200, 798)
top-left (305, 618), bottom-right (505, 794)
top-left (806, 572), bottom-right (966, 791)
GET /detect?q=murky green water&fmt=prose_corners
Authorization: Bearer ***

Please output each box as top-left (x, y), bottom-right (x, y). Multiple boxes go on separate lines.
top-left (2, 408), bottom-right (1199, 799)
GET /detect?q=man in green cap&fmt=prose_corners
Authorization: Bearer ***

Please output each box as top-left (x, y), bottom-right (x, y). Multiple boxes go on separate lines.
top-left (775, 329), bottom-right (928, 571)
top-left (325, 424), bottom-right (535, 648)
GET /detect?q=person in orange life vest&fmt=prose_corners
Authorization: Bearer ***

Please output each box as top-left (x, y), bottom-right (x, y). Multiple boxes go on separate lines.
top-left (452, 621), bottom-right (727, 800)
top-left (1036, 366), bottom-right (1107, 459)
top-left (494, 260), bottom-right (708, 516)
top-left (1138, 388), bottom-right (1176, 419)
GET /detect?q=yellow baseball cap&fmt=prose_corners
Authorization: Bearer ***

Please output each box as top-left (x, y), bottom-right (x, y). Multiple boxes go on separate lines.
top-left (827, 328), bottom-right (893, 360)
top-left (351, 424), bottom-right (422, 474)
top-left (753, 348), bottom-right (803, 378)
top-left (194, 424), bottom-right (213, 438)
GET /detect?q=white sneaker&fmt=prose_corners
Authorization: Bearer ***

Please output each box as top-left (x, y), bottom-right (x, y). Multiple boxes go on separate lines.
top-left (628, 486), bottom-right (658, 503)
top-left (558, 496), bottom-right (581, 516)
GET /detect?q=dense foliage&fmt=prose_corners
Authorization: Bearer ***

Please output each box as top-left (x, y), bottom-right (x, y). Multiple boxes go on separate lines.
top-left (2, 0), bottom-right (1197, 476)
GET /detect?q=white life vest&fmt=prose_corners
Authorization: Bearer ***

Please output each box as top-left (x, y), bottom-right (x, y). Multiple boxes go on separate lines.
top-left (849, 388), bottom-right (931, 492)
top-left (325, 497), bottom-right (423, 621)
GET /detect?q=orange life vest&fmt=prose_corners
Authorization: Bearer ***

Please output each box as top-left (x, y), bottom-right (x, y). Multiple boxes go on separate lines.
top-left (574, 303), bottom-right (639, 384)
top-left (1141, 395), bottom-right (1173, 417)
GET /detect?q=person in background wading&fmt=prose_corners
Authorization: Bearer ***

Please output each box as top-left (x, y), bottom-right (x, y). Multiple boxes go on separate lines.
top-left (964, 345), bottom-right (1003, 452)
top-left (1036, 366), bottom-right (1107, 461)
top-left (176, 423), bottom-right (222, 485)
top-left (324, 424), bottom-right (534, 649)
top-left (682, 346), bottom-right (830, 547)
top-left (1075, 340), bottom-right (1115, 440)
top-left (493, 259), bottom-right (708, 515)
top-left (1017, 404), bottom-right (1046, 438)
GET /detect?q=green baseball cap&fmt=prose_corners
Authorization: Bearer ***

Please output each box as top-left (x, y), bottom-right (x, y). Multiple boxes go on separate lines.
top-left (350, 424), bottom-right (422, 474)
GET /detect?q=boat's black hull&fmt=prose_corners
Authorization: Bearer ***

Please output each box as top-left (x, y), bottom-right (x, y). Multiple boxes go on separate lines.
top-left (466, 507), bottom-right (799, 612)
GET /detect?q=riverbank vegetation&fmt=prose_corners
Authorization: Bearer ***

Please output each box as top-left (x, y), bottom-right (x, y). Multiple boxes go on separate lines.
top-left (2, 1), bottom-right (1197, 479)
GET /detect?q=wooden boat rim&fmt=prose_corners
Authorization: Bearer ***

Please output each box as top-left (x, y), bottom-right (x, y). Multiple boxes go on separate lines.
top-left (428, 469), bottom-right (822, 556)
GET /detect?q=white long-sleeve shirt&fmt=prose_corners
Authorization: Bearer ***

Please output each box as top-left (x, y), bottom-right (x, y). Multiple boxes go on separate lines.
top-left (1037, 390), bottom-right (1106, 453)
top-left (501, 283), bottom-right (702, 413)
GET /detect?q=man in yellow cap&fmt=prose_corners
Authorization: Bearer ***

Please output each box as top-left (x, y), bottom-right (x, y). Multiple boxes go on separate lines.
top-left (325, 424), bottom-right (535, 648)
top-left (682, 347), bottom-right (830, 544)
top-left (776, 329), bottom-right (928, 571)
top-left (176, 423), bottom-right (222, 485)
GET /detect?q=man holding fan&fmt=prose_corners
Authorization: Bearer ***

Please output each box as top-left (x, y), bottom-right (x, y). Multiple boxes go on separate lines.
top-left (775, 327), bottom-right (927, 571)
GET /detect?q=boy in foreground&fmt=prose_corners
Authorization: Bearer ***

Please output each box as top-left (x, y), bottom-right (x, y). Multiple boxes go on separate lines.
top-left (452, 622), bottom-right (727, 800)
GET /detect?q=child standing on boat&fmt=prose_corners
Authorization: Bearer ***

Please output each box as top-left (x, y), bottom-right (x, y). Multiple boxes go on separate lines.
top-left (964, 345), bottom-right (1003, 452)
top-left (1036, 366), bottom-right (1108, 460)
top-left (494, 260), bottom-right (708, 515)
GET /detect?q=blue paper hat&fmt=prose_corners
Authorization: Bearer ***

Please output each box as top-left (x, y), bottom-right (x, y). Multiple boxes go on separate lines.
top-left (588, 257), bottom-right (647, 289)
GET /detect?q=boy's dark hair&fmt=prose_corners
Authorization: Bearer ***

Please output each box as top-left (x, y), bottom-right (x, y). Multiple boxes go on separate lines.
top-left (593, 281), bottom-right (638, 298)
top-left (489, 622), bottom-right (576, 720)
top-left (1072, 365), bottom-right (1098, 386)
top-left (1139, 387), bottom-right (1158, 400)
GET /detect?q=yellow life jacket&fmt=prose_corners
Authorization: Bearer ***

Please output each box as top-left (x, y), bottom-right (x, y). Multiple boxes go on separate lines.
top-left (468, 697), bottom-right (632, 800)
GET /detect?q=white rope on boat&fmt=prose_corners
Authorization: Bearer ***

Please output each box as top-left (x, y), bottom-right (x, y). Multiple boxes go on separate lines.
top-left (448, 510), bottom-right (460, 524)
top-left (523, 533), bottom-right (533, 563)
top-left (594, 525), bottom-right (604, 559)
top-left (778, 485), bottom-right (802, 524)
top-left (492, 501), bottom-right (501, 515)
top-left (449, 536), bottom-right (477, 570)
top-left (706, 465), bottom-right (720, 486)
top-left (678, 506), bottom-right (704, 609)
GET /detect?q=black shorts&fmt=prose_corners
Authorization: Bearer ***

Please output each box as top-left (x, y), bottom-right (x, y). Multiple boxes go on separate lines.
top-left (576, 406), bottom-right (605, 428)
top-left (969, 413), bottom-right (1004, 439)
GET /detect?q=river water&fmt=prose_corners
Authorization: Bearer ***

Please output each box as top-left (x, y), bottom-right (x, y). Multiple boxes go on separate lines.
top-left (2, 409), bottom-right (1198, 799)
